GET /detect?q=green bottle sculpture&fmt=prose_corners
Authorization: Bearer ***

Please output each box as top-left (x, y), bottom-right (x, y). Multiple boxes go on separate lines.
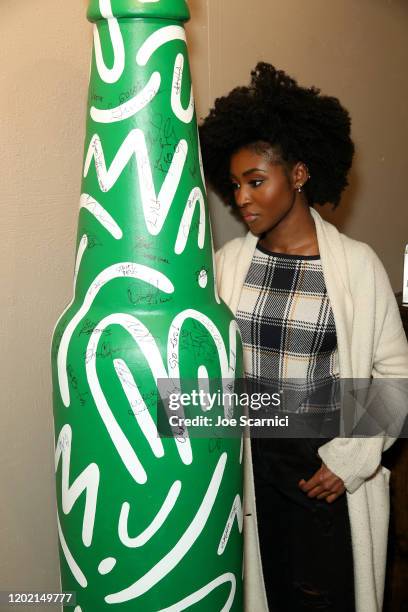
top-left (51, 1), bottom-right (243, 610)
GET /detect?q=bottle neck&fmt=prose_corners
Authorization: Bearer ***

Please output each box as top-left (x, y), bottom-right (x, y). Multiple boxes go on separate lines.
top-left (76, 9), bottom-right (215, 304)
top-left (87, 0), bottom-right (190, 23)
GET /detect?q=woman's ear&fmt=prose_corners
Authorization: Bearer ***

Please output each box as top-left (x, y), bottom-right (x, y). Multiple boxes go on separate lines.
top-left (292, 162), bottom-right (310, 190)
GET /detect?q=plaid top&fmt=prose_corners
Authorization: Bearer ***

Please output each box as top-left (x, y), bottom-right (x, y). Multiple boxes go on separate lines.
top-left (236, 244), bottom-right (339, 413)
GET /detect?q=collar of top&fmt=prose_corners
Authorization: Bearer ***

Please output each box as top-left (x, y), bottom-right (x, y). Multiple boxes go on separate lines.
top-left (87, 0), bottom-right (190, 23)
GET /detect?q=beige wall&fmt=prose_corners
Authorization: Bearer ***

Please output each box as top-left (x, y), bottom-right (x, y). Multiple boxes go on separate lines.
top-left (1, 0), bottom-right (407, 606)
top-left (206, 0), bottom-right (408, 283)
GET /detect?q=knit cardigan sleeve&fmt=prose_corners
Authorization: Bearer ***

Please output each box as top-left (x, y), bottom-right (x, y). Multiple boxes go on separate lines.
top-left (318, 245), bottom-right (408, 493)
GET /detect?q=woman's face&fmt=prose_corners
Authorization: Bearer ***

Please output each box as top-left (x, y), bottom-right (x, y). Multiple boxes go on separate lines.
top-left (229, 146), bottom-right (299, 235)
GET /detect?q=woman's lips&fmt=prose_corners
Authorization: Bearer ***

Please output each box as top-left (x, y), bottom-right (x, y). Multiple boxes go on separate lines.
top-left (242, 213), bottom-right (259, 223)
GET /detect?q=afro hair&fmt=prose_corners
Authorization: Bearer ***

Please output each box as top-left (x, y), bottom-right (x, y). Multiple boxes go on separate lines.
top-left (198, 63), bottom-right (354, 208)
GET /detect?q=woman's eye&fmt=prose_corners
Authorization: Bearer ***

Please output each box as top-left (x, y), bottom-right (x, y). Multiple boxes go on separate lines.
top-left (231, 183), bottom-right (240, 191)
top-left (250, 180), bottom-right (263, 188)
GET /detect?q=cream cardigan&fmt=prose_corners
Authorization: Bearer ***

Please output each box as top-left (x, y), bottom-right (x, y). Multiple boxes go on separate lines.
top-left (215, 208), bottom-right (408, 612)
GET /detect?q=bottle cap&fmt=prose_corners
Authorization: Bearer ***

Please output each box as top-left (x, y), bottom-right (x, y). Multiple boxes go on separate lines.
top-left (87, 0), bottom-right (190, 23)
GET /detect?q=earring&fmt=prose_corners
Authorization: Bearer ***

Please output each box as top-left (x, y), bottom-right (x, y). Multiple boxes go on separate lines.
top-left (297, 184), bottom-right (303, 193)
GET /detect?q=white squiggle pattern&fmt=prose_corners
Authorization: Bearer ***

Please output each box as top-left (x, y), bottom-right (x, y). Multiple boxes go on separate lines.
top-left (169, 312), bottom-right (239, 386)
top-left (93, 0), bottom-right (125, 84)
top-left (75, 236), bottom-right (88, 283)
top-left (91, 72), bottom-right (161, 123)
top-left (196, 126), bottom-right (206, 192)
top-left (197, 366), bottom-right (211, 411)
top-left (74, 607), bottom-right (82, 612)
top-left (105, 453), bottom-right (227, 604)
top-left (171, 53), bottom-right (194, 124)
top-left (167, 314), bottom-right (240, 432)
top-left (209, 224), bottom-right (221, 304)
top-left (198, 269), bottom-right (208, 289)
top-left (98, 557), bottom-right (117, 575)
top-left (83, 131), bottom-right (188, 235)
top-left (80, 193), bottom-right (122, 239)
top-left (57, 263), bottom-right (174, 407)
top-left (57, 513), bottom-right (87, 588)
top-left (174, 187), bottom-right (205, 254)
top-left (113, 358), bottom-right (164, 458)
top-left (157, 573), bottom-right (236, 612)
top-left (52, 235), bottom-right (88, 338)
top-left (86, 313), bottom-right (192, 482)
top-left (119, 480), bottom-right (182, 547)
top-left (228, 320), bottom-right (240, 379)
top-left (136, 26), bottom-right (186, 67)
top-left (55, 425), bottom-right (100, 547)
top-left (217, 494), bottom-right (243, 555)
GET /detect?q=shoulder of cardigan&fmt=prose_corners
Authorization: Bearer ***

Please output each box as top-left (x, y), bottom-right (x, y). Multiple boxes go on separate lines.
top-left (310, 207), bottom-right (377, 294)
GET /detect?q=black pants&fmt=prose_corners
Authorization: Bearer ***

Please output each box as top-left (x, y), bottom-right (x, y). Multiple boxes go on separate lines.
top-left (252, 438), bottom-right (355, 612)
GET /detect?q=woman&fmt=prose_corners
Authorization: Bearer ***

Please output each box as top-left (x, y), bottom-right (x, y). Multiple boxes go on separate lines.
top-left (199, 63), bottom-right (408, 612)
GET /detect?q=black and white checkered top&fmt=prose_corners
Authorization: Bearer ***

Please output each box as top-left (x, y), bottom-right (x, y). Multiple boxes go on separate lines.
top-left (236, 244), bottom-right (339, 412)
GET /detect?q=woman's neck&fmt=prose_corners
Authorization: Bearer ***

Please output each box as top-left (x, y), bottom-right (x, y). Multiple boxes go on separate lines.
top-left (259, 201), bottom-right (319, 256)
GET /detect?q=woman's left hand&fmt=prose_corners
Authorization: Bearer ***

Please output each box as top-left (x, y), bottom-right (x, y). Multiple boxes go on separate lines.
top-left (298, 462), bottom-right (346, 503)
